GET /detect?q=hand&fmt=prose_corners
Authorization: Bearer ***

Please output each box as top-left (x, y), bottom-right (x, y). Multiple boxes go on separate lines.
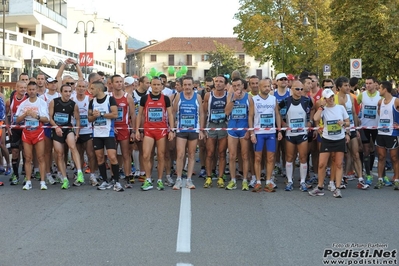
top-left (244, 131), bottom-right (250, 140)
top-left (277, 131), bottom-right (283, 141)
top-left (250, 134), bottom-right (257, 144)
top-left (313, 130), bottom-right (318, 140)
top-left (56, 127), bottom-right (63, 137)
top-left (114, 127), bottom-right (118, 134)
top-left (345, 134), bottom-right (350, 143)
top-left (356, 131), bottom-right (360, 139)
top-left (338, 120), bottom-right (344, 127)
top-left (135, 131), bottom-right (141, 141)
top-left (168, 131), bottom-right (175, 141)
top-left (199, 131), bottom-right (204, 140)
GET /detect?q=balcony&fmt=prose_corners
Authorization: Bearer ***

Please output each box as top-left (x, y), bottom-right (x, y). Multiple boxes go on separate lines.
top-left (33, 1), bottom-right (67, 27)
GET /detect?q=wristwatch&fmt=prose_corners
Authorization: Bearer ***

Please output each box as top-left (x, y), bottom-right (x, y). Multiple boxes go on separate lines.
top-left (37, 114), bottom-right (40, 120)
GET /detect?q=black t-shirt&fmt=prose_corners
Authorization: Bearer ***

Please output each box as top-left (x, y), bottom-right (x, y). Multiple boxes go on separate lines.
top-left (140, 93), bottom-right (171, 108)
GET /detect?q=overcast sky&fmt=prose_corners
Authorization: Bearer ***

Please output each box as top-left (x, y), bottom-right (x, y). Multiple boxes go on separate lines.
top-left (68, 0), bottom-right (241, 42)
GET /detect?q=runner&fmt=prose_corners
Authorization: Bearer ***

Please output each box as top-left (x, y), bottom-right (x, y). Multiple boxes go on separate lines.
top-left (15, 82), bottom-right (49, 190)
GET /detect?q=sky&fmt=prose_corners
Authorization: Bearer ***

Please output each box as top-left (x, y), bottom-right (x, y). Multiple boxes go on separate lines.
top-left (68, 0), bottom-right (241, 43)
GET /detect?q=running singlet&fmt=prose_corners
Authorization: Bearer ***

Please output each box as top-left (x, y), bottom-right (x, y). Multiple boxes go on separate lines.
top-left (274, 89), bottom-right (290, 120)
top-left (74, 95), bottom-right (91, 135)
top-left (228, 93), bottom-right (249, 129)
top-left (52, 98), bottom-right (75, 126)
top-left (252, 94), bottom-right (277, 134)
top-left (112, 92), bottom-right (129, 127)
top-left (133, 90), bottom-right (146, 116)
top-left (208, 91), bottom-right (227, 124)
top-left (89, 95), bottom-right (116, 137)
top-left (141, 93), bottom-right (169, 130)
top-left (10, 93), bottom-right (29, 126)
top-left (281, 96), bottom-right (312, 137)
top-left (360, 90), bottom-right (380, 127)
top-left (378, 97), bottom-right (399, 136)
top-left (177, 92), bottom-right (200, 133)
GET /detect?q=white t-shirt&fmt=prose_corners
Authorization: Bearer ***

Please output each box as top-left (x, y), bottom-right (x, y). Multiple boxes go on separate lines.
top-left (321, 104), bottom-right (349, 140)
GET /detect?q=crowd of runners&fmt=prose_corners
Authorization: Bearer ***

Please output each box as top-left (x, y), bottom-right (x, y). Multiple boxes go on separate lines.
top-left (0, 58), bottom-right (398, 198)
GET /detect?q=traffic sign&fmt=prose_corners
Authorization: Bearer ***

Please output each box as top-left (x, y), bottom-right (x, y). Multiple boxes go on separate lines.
top-left (323, 64), bottom-right (331, 76)
top-left (350, 59), bottom-right (362, 78)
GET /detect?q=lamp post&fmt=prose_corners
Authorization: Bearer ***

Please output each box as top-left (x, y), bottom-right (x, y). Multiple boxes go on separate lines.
top-left (74, 20), bottom-right (95, 79)
top-left (303, 10), bottom-right (318, 76)
top-left (107, 40), bottom-right (123, 75)
top-left (2, 0), bottom-right (7, 56)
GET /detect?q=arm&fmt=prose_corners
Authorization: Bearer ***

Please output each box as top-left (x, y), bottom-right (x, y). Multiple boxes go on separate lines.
top-left (88, 100), bottom-right (97, 123)
top-left (127, 95), bottom-right (136, 132)
top-left (107, 105), bottom-right (118, 119)
top-left (48, 100), bottom-right (57, 127)
top-left (275, 100), bottom-right (282, 140)
top-left (135, 105), bottom-right (144, 141)
top-left (56, 62), bottom-right (66, 91)
top-left (197, 94), bottom-right (205, 139)
top-left (172, 93), bottom-right (181, 119)
top-left (248, 96), bottom-right (256, 143)
top-left (73, 104), bottom-right (80, 136)
top-left (224, 92), bottom-right (235, 116)
top-left (202, 92), bottom-right (210, 134)
top-left (5, 99), bottom-right (10, 127)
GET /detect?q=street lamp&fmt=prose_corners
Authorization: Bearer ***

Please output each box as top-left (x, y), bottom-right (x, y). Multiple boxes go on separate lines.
top-left (2, 0), bottom-right (7, 56)
top-left (107, 39), bottom-right (123, 75)
top-left (74, 20), bottom-right (95, 79)
top-left (303, 10), bottom-right (319, 76)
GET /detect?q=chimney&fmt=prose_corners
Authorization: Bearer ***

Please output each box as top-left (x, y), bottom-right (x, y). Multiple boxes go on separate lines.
top-left (149, 40), bottom-right (158, 45)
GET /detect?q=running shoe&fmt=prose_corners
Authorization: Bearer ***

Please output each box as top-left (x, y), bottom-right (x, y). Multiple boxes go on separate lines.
top-left (374, 179), bottom-right (384, 189)
top-left (217, 177), bottom-right (225, 188)
top-left (264, 183), bottom-right (276, 192)
top-left (113, 182), bottom-right (124, 192)
top-left (85, 167), bottom-right (91, 174)
top-left (249, 179), bottom-right (256, 188)
top-left (73, 172), bottom-right (85, 186)
top-left (270, 178), bottom-right (278, 189)
top-left (203, 177), bottom-right (212, 188)
top-left (383, 176), bottom-right (392, 186)
top-left (119, 169), bottom-right (125, 179)
top-left (55, 173), bottom-right (63, 184)
top-left (0, 181), bottom-right (3, 186)
top-left (333, 188), bottom-right (342, 198)
top-left (157, 180), bottom-right (164, 191)
top-left (141, 180), bottom-right (153, 191)
top-left (339, 184), bottom-right (346, 189)
top-left (0, 167), bottom-right (4, 173)
top-left (10, 174), bottom-right (19, 185)
top-left (138, 175), bottom-right (146, 182)
top-left (34, 171), bottom-right (40, 180)
top-left (173, 179), bottom-right (182, 190)
top-left (23, 182), bottom-right (32, 190)
top-left (90, 174), bottom-right (99, 186)
top-left (4, 168), bottom-right (11, 176)
top-left (357, 181), bottom-right (369, 190)
top-left (306, 175), bottom-right (318, 185)
top-left (365, 175), bottom-right (373, 185)
top-left (260, 172), bottom-right (266, 181)
top-left (97, 181), bottom-right (113, 190)
top-left (46, 173), bottom-right (56, 185)
top-left (224, 166), bottom-right (230, 175)
top-left (186, 179), bottom-right (195, 189)
top-left (182, 170), bottom-right (187, 178)
top-left (308, 187), bottom-right (325, 196)
top-left (61, 179), bottom-right (69, 189)
top-left (299, 182), bottom-right (308, 192)
top-left (394, 180), bottom-right (399, 190)
top-left (274, 166), bottom-right (282, 175)
top-left (165, 176), bottom-right (174, 187)
top-left (133, 170), bottom-right (141, 178)
top-left (199, 168), bottom-right (206, 178)
top-left (328, 182), bottom-right (336, 192)
top-left (285, 182), bottom-right (293, 191)
top-left (242, 180), bottom-right (249, 191)
top-left (225, 180), bottom-right (237, 190)
top-left (252, 183), bottom-right (262, 192)
top-left (40, 183), bottom-right (48, 190)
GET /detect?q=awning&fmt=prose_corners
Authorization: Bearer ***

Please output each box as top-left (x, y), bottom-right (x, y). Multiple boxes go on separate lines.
top-left (38, 66), bottom-right (80, 81)
top-left (0, 55), bottom-right (22, 69)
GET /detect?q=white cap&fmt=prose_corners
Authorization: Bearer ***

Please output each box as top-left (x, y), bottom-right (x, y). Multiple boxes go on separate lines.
top-left (46, 77), bottom-right (57, 83)
top-left (275, 73), bottom-right (287, 80)
top-left (124, 77), bottom-right (136, 86)
top-left (322, 88), bottom-right (335, 99)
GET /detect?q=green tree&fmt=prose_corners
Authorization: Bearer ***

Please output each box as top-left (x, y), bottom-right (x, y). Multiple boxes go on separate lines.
top-left (206, 41), bottom-right (248, 78)
top-left (234, 0), bottom-right (336, 77)
top-left (330, 0), bottom-right (399, 79)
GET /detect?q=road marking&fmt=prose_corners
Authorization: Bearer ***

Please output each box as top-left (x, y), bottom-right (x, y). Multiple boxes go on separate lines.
top-left (176, 179), bottom-right (191, 253)
top-left (176, 263), bottom-right (193, 266)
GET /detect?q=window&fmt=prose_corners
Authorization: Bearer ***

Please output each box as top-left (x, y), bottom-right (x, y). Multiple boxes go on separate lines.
top-left (168, 54), bottom-right (174, 66)
top-left (201, 54), bottom-right (209, 61)
top-left (239, 54), bottom-right (245, 62)
top-left (150, 55), bottom-right (157, 62)
top-left (187, 70), bottom-right (192, 76)
top-left (186, 54), bottom-right (192, 66)
top-left (256, 69), bottom-right (262, 80)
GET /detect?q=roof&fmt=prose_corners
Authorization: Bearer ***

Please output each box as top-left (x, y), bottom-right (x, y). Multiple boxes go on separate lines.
top-left (138, 37), bottom-right (245, 53)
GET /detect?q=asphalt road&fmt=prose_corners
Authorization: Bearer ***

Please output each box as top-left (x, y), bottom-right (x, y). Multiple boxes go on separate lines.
top-left (0, 159), bottom-right (397, 266)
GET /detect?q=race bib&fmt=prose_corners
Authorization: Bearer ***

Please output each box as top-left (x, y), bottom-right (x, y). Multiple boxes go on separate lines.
top-left (116, 107), bottom-right (123, 122)
top-left (378, 119), bottom-right (390, 133)
top-left (289, 118), bottom-right (305, 133)
top-left (25, 119), bottom-right (39, 131)
top-left (364, 105), bottom-right (377, 119)
top-left (347, 110), bottom-right (354, 125)
top-left (210, 109), bottom-right (225, 124)
top-left (94, 116), bottom-right (106, 126)
top-left (260, 114), bottom-right (273, 128)
top-left (180, 114), bottom-right (195, 129)
top-left (231, 104), bottom-right (247, 119)
top-left (326, 120), bottom-right (341, 135)
top-left (54, 112), bottom-right (69, 125)
top-left (148, 107), bottom-right (163, 122)
top-left (80, 115), bottom-right (88, 127)
top-left (280, 107), bottom-right (287, 118)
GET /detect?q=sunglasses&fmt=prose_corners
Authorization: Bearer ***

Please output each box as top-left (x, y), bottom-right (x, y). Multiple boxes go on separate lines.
top-left (66, 82), bottom-right (75, 86)
top-left (324, 86), bottom-right (334, 89)
top-left (278, 78), bottom-right (288, 81)
top-left (294, 87), bottom-right (304, 91)
top-left (312, 79), bottom-right (317, 82)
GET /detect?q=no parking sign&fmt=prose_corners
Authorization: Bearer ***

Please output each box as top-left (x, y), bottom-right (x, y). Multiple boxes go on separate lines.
top-left (350, 59), bottom-right (362, 78)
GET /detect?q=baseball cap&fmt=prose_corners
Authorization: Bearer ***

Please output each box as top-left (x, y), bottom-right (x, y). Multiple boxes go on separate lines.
top-left (275, 73), bottom-right (287, 80)
top-left (322, 88), bottom-right (335, 99)
top-left (287, 74), bottom-right (295, 81)
top-left (46, 77), bottom-right (57, 83)
top-left (124, 77), bottom-right (136, 86)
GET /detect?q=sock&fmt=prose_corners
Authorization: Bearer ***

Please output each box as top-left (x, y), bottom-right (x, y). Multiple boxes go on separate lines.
top-left (363, 155), bottom-right (370, 175)
top-left (318, 186), bottom-right (324, 190)
top-left (266, 180), bottom-right (271, 184)
top-left (77, 169), bottom-right (82, 174)
top-left (201, 166), bottom-right (205, 170)
top-left (256, 180), bottom-right (261, 184)
top-left (98, 163), bottom-right (107, 182)
top-left (286, 162), bottom-right (293, 183)
top-left (378, 177), bottom-right (383, 181)
top-left (140, 171), bottom-right (145, 176)
top-left (176, 177), bottom-right (182, 181)
top-left (300, 163), bottom-right (307, 183)
top-left (231, 178), bottom-right (236, 183)
top-left (251, 175), bottom-right (256, 181)
top-left (146, 178), bottom-right (152, 182)
top-left (166, 174), bottom-right (170, 178)
top-left (12, 158), bottom-right (18, 177)
top-left (358, 177), bottom-right (364, 182)
top-left (133, 150), bottom-right (140, 168)
top-left (111, 164), bottom-right (119, 182)
top-left (40, 180), bottom-right (45, 185)
top-left (26, 180), bottom-right (31, 184)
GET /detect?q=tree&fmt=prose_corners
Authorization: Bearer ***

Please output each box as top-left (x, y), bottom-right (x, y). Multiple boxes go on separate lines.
top-left (330, 0), bottom-right (399, 79)
top-left (206, 41), bottom-right (248, 78)
top-left (233, 0), bottom-right (336, 77)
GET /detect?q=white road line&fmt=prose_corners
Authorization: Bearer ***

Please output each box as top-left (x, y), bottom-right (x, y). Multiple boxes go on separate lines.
top-left (176, 263), bottom-right (193, 266)
top-left (176, 179), bottom-right (191, 253)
